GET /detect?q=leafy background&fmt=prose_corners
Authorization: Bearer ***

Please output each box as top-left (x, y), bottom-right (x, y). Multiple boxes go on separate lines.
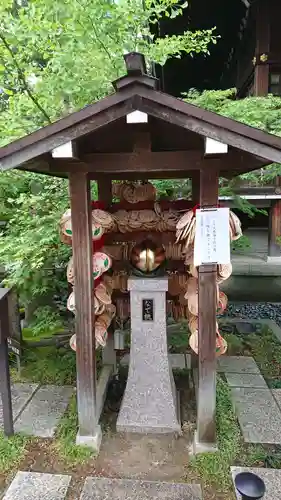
top-left (0, 0), bottom-right (280, 331)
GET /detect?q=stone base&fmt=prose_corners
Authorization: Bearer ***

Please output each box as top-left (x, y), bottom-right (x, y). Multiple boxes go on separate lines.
top-left (192, 431), bottom-right (218, 455)
top-left (117, 278), bottom-right (181, 435)
top-left (76, 425), bottom-right (102, 452)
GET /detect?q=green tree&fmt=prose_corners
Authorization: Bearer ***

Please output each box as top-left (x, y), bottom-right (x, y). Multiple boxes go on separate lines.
top-left (0, 0), bottom-right (217, 328)
top-left (185, 88), bottom-right (281, 184)
top-left (0, 0), bottom-right (217, 145)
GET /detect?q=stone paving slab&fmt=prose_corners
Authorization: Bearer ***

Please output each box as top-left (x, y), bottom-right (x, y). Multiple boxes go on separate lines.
top-left (0, 383), bottom-right (38, 428)
top-left (14, 385), bottom-right (73, 438)
top-left (271, 389), bottom-right (281, 409)
top-left (79, 477), bottom-right (202, 500)
top-left (231, 467), bottom-right (281, 499)
top-left (225, 372), bottom-right (267, 389)
top-left (217, 356), bottom-right (260, 374)
top-left (231, 387), bottom-right (281, 444)
top-left (3, 471), bottom-right (71, 500)
top-left (121, 353), bottom-right (191, 370)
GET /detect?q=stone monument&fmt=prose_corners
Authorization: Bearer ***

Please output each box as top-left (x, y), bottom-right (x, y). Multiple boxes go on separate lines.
top-left (116, 277), bottom-right (181, 433)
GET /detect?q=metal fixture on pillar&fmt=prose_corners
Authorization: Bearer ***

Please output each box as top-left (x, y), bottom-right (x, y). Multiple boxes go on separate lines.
top-left (235, 472), bottom-right (266, 500)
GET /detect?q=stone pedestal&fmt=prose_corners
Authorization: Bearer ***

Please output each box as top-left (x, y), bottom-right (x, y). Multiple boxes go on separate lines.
top-left (117, 278), bottom-right (180, 434)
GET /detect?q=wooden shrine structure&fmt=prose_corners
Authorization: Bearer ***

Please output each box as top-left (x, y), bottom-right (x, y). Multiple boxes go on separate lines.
top-left (2, 52), bottom-right (281, 451)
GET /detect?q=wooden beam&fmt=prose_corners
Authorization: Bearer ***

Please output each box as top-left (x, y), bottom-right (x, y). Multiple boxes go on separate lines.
top-left (254, 1), bottom-right (270, 96)
top-left (69, 172), bottom-right (99, 443)
top-left (0, 96), bottom-right (137, 171)
top-left (89, 171), bottom-right (194, 181)
top-left (268, 200), bottom-right (281, 258)
top-left (52, 151), bottom-right (205, 173)
top-left (50, 150), bottom-right (265, 176)
top-left (134, 90), bottom-right (281, 164)
top-left (196, 168), bottom-right (219, 448)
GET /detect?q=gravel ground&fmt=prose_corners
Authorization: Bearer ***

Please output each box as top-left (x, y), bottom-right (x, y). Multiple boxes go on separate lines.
top-left (227, 302), bottom-right (281, 327)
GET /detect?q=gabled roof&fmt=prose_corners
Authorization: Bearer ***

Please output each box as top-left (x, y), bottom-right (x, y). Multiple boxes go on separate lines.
top-left (0, 52), bottom-right (281, 174)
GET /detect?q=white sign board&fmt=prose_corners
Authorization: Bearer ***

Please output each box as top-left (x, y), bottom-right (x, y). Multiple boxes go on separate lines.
top-left (194, 207), bottom-right (230, 266)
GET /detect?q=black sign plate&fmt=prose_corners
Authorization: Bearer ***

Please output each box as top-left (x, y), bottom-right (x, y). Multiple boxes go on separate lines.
top-left (7, 337), bottom-right (22, 357)
top-left (142, 299), bottom-right (154, 322)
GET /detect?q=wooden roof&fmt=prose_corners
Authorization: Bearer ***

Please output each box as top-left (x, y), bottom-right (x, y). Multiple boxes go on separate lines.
top-left (0, 52), bottom-right (280, 179)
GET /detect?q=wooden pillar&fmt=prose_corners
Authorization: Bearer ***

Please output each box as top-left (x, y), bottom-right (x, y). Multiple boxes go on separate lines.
top-left (69, 172), bottom-right (101, 448)
top-left (196, 168), bottom-right (219, 450)
top-left (191, 172), bottom-right (200, 205)
top-left (254, 0), bottom-right (270, 96)
top-left (268, 200), bottom-right (281, 258)
top-left (97, 176), bottom-right (113, 209)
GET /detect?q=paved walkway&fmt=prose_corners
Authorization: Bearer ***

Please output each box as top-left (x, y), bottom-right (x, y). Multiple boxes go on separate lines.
top-left (218, 356), bottom-right (281, 444)
top-left (0, 384), bottom-right (73, 437)
top-left (3, 473), bottom-right (202, 500)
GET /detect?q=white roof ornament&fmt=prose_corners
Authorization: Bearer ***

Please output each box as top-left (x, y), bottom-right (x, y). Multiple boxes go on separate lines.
top-left (205, 137), bottom-right (228, 155)
top-left (52, 141), bottom-right (74, 158)
top-left (126, 110), bottom-right (148, 124)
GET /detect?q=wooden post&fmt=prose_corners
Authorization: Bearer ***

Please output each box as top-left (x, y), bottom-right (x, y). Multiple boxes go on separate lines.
top-left (268, 200), bottom-right (281, 259)
top-left (69, 172), bottom-right (101, 449)
top-left (97, 177), bottom-right (117, 371)
top-left (0, 295), bottom-right (14, 437)
top-left (254, 0), bottom-right (270, 96)
top-left (191, 172), bottom-right (200, 205)
top-left (97, 177), bottom-right (113, 209)
top-left (195, 168), bottom-right (219, 451)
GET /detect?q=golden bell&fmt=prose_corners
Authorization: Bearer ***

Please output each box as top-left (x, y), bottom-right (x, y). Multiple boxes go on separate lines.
top-left (131, 239), bottom-right (165, 274)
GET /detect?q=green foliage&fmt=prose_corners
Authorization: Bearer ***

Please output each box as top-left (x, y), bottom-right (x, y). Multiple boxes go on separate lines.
top-left (0, 432), bottom-right (29, 474)
top-left (0, 0), bottom-right (217, 145)
top-left (243, 328), bottom-right (281, 386)
top-left (0, 0), bottom-right (217, 328)
top-left (231, 234), bottom-right (251, 253)
top-left (0, 172), bottom-right (71, 316)
top-left (55, 396), bottom-right (95, 464)
top-left (152, 178), bottom-right (191, 199)
top-left (223, 332), bottom-right (244, 355)
top-left (29, 306), bottom-right (65, 336)
top-left (190, 377), bottom-right (241, 491)
top-left (185, 89), bottom-right (281, 184)
top-left (13, 345), bottom-right (77, 385)
top-left (190, 377), bottom-right (266, 492)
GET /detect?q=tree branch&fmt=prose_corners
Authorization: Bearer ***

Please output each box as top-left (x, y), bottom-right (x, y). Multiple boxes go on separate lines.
top-left (74, 0), bottom-right (119, 74)
top-left (0, 32), bottom-right (52, 124)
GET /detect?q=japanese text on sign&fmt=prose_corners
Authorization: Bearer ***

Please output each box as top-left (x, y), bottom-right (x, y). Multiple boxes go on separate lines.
top-left (194, 207), bottom-right (230, 266)
top-left (142, 299), bottom-right (154, 322)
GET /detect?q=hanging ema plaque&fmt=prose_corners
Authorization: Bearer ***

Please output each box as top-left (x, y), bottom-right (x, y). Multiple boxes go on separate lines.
top-left (142, 299), bottom-right (154, 322)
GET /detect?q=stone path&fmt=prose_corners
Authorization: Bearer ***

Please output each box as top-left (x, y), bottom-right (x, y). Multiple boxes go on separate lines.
top-left (2, 473), bottom-right (202, 500)
top-left (3, 472), bottom-right (71, 500)
top-left (80, 477), bottom-right (202, 500)
top-left (231, 467), bottom-right (281, 500)
top-left (219, 356), bottom-right (281, 444)
top-left (0, 383), bottom-right (38, 427)
top-left (0, 384), bottom-right (73, 438)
